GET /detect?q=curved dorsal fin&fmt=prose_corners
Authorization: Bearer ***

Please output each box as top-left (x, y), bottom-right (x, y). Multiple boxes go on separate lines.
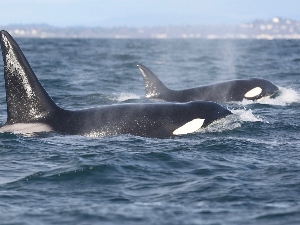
top-left (137, 64), bottom-right (171, 99)
top-left (1, 30), bottom-right (59, 124)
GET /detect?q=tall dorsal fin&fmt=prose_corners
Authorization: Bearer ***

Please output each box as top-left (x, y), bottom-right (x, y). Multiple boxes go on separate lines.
top-left (137, 64), bottom-right (171, 99)
top-left (0, 30), bottom-right (59, 124)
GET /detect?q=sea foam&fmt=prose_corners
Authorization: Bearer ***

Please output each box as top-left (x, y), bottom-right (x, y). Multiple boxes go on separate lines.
top-left (199, 108), bottom-right (263, 133)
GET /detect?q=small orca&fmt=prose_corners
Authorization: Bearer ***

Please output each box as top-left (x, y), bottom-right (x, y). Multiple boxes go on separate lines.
top-left (137, 64), bottom-right (279, 102)
top-left (0, 30), bottom-right (232, 138)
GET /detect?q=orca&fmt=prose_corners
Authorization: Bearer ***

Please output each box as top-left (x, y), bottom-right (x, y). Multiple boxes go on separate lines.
top-left (0, 30), bottom-right (232, 138)
top-left (137, 64), bottom-right (279, 102)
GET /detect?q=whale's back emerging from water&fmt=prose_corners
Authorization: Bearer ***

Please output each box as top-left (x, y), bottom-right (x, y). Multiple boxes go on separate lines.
top-left (137, 64), bottom-right (279, 102)
top-left (0, 30), bottom-right (232, 138)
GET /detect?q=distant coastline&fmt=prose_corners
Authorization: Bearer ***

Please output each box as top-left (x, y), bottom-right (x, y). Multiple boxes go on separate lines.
top-left (1, 17), bottom-right (300, 39)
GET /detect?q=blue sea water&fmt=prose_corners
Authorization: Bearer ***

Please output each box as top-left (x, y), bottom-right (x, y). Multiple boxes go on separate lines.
top-left (0, 38), bottom-right (300, 225)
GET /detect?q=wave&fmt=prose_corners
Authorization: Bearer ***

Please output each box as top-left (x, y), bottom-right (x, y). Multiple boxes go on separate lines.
top-left (199, 108), bottom-right (264, 133)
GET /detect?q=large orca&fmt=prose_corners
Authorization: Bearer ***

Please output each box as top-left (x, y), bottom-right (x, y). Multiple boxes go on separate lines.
top-left (0, 30), bottom-right (232, 138)
top-left (137, 64), bottom-right (279, 102)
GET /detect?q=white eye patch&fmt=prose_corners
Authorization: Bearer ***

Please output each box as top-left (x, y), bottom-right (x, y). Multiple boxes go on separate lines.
top-left (173, 118), bottom-right (205, 135)
top-left (244, 87), bottom-right (262, 98)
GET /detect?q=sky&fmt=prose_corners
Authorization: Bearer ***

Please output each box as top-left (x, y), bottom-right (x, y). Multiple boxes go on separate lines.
top-left (1, 0), bottom-right (300, 27)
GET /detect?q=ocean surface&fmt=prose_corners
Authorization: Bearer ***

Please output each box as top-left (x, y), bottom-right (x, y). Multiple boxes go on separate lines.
top-left (0, 38), bottom-right (300, 225)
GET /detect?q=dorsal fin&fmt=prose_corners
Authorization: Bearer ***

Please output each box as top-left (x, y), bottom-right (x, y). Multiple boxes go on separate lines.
top-left (0, 30), bottom-right (59, 124)
top-left (137, 64), bottom-right (171, 99)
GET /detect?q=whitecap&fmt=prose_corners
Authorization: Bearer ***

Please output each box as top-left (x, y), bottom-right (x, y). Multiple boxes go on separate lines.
top-left (199, 108), bottom-right (263, 133)
top-left (231, 108), bottom-right (263, 122)
top-left (259, 87), bottom-right (300, 105)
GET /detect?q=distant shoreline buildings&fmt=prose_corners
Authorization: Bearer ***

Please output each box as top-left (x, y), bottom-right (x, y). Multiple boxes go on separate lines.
top-left (1, 17), bottom-right (300, 39)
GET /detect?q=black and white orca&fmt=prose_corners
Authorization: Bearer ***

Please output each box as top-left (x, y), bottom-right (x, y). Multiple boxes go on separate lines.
top-left (137, 64), bottom-right (279, 102)
top-left (0, 30), bottom-right (232, 138)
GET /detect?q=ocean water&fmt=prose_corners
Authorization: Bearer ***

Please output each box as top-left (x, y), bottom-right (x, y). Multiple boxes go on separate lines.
top-left (0, 38), bottom-right (300, 225)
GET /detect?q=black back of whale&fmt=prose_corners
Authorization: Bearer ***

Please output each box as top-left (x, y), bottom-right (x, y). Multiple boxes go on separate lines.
top-left (137, 64), bottom-right (279, 102)
top-left (0, 30), bottom-right (232, 138)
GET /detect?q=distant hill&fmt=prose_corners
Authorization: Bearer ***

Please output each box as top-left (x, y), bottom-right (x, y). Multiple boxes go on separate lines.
top-left (1, 17), bottom-right (300, 39)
